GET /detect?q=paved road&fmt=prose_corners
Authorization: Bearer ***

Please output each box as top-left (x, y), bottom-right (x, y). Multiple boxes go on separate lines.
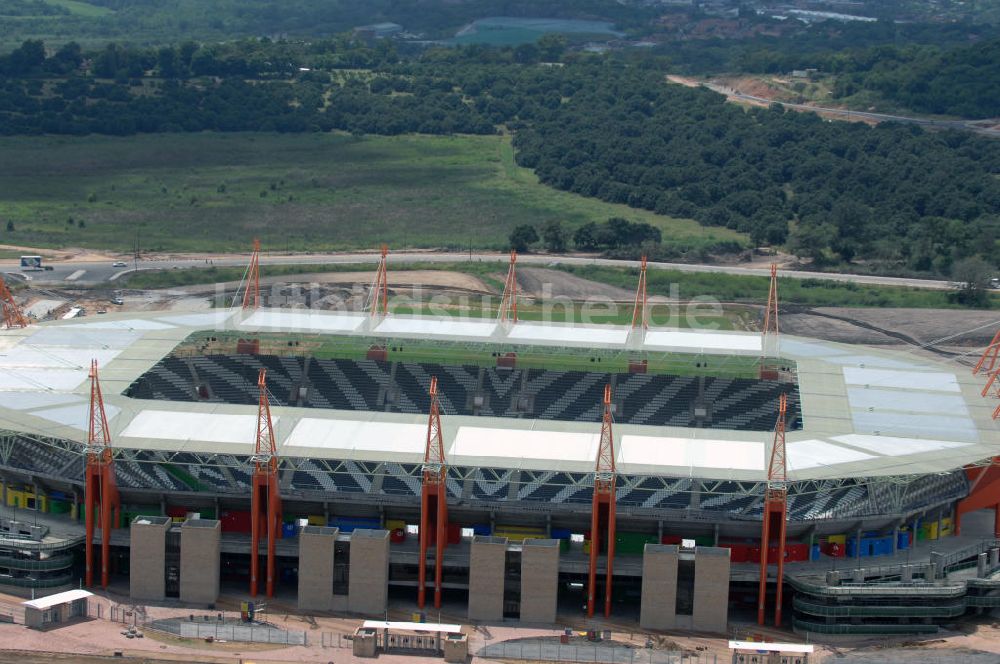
top-left (0, 251), bottom-right (956, 291)
top-left (704, 83), bottom-right (1000, 138)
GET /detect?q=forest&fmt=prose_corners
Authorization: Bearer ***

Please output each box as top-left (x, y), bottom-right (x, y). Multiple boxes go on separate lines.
top-left (0, 38), bottom-right (997, 277)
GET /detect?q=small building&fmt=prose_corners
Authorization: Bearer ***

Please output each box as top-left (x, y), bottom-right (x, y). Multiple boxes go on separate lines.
top-left (22, 589), bottom-right (92, 629)
top-left (353, 620), bottom-right (468, 662)
top-left (729, 641), bottom-right (813, 664)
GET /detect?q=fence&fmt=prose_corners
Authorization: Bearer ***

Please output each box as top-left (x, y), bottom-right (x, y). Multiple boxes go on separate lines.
top-left (148, 617), bottom-right (307, 646)
top-left (478, 641), bottom-right (717, 664)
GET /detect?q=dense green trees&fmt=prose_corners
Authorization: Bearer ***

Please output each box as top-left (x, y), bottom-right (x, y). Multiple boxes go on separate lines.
top-left (0, 38), bottom-right (997, 277)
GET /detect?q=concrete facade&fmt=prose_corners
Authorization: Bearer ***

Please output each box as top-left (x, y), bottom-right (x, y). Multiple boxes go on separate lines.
top-left (348, 529), bottom-right (390, 615)
top-left (520, 539), bottom-right (559, 623)
top-left (640, 544), bottom-right (679, 630)
top-left (129, 515), bottom-right (171, 602)
top-left (468, 535), bottom-right (508, 621)
top-left (298, 526), bottom-right (339, 612)
top-left (179, 518), bottom-right (221, 605)
top-left (691, 546), bottom-right (731, 633)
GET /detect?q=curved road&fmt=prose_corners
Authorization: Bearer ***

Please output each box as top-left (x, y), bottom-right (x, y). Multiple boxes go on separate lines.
top-left (0, 251), bottom-right (956, 291)
top-left (704, 83), bottom-right (1000, 138)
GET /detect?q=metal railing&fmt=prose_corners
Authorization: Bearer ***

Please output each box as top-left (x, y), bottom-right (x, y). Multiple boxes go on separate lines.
top-left (0, 553), bottom-right (73, 572)
top-left (939, 539), bottom-right (1000, 571)
top-left (0, 572), bottom-right (73, 588)
top-left (792, 618), bottom-right (939, 635)
top-left (786, 575), bottom-right (966, 597)
top-left (793, 595), bottom-right (967, 618)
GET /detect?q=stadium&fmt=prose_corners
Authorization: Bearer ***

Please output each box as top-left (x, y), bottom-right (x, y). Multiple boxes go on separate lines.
top-left (1, 256), bottom-right (999, 638)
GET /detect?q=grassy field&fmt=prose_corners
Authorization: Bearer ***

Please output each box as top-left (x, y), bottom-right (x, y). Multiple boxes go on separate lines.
top-left (558, 264), bottom-right (998, 309)
top-left (44, 0), bottom-right (113, 16)
top-left (0, 132), bottom-right (743, 254)
top-left (182, 331), bottom-right (763, 377)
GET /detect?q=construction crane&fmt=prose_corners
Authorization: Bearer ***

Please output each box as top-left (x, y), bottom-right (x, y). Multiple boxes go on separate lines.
top-left (631, 255), bottom-right (648, 330)
top-left (418, 376), bottom-right (448, 609)
top-left (250, 369), bottom-right (282, 598)
top-left (757, 393), bottom-right (788, 626)
top-left (369, 244), bottom-right (389, 317)
top-left (84, 360), bottom-right (120, 589)
top-left (587, 384), bottom-right (617, 618)
top-left (0, 276), bottom-right (28, 328)
top-left (498, 250), bottom-right (518, 324)
top-left (240, 239), bottom-right (261, 310)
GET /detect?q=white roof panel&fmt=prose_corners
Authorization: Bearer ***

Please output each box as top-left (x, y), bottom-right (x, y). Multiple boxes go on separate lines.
top-left (121, 410), bottom-right (269, 445)
top-left (241, 309), bottom-right (365, 332)
top-left (0, 347), bottom-right (119, 369)
top-left (832, 433), bottom-right (971, 456)
top-left (620, 435), bottom-right (764, 471)
top-left (65, 319), bottom-right (174, 330)
top-left (644, 329), bottom-right (761, 353)
top-left (285, 418), bottom-right (425, 455)
top-left (842, 367), bottom-right (960, 393)
top-left (506, 323), bottom-right (629, 346)
top-left (846, 388), bottom-right (968, 415)
top-left (22, 589), bottom-right (93, 610)
top-left (786, 439), bottom-right (874, 472)
top-left (374, 317), bottom-right (497, 338)
top-left (451, 426), bottom-right (599, 462)
top-left (0, 367), bottom-right (88, 391)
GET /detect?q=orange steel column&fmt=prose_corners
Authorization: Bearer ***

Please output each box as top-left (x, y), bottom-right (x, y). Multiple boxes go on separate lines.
top-left (758, 393), bottom-right (788, 626)
top-left (587, 385), bottom-right (617, 618)
top-left (499, 250), bottom-right (518, 323)
top-left (370, 245), bottom-right (389, 317)
top-left (250, 368), bottom-right (281, 598)
top-left (86, 360), bottom-right (118, 589)
top-left (242, 239), bottom-right (261, 310)
top-left (0, 276), bottom-right (28, 328)
top-left (631, 255), bottom-right (648, 329)
top-left (419, 377), bottom-right (448, 609)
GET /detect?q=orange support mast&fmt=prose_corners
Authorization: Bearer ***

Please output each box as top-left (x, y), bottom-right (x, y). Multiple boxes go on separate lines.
top-left (762, 264), bottom-right (779, 359)
top-left (954, 328), bottom-right (1000, 534)
top-left (370, 244), bottom-right (389, 317)
top-left (587, 384), bottom-right (618, 618)
top-left (974, 328), bottom-right (1000, 418)
top-left (241, 239), bottom-right (261, 310)
top-left (84, 360), bottom-right (120, 589)
top-left (418, 376), bottom-right (449, 609)
top-left (250, 369), bottom-right (282, 598)
top-left (631, 255), bottom-right (648, 329)
top-left (758, 393), bottom-right (788, 627)
top-left (0, 276), bottom-right (28, 329)
top-left (498, 250), bottom-right (518, 324)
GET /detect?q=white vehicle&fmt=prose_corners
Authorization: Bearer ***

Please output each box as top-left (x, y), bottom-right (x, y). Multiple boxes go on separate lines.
top-left (112, 261), bottom-right (128, 268)
top-left (19, 255), bottom-right (42, 271)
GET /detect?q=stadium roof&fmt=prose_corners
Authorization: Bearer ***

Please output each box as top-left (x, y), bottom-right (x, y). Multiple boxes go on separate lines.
top-left (0, 307), bottom-right (996, 482)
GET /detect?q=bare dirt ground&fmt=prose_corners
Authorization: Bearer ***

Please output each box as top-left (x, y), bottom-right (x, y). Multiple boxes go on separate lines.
top-left (781, 306), bottom-right (1000, 363)
top-left (518, 267), bottom-right (634, 301)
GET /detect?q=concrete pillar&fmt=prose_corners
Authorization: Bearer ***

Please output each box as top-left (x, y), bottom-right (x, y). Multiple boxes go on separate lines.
top-left (978, 552), bottom-right (988, 578)
top-left (691, 546), bottom-right (730, 633)
top-left (990, 548), bottom-right (999, 569)
top-left (179, 518), bottom-right (221, 605)
top-left (902, 565), bottom-right (913, 582)
top-left (520, 539), bottom-right (559, 623)
top-left (298, 526), bottom-right (339, 612)
top-left (892, 524), bottom-right (900, 555)
top-left (640, 544), bottom-right (678, 630)
top-left (852, 568), bottom-right (865, 583)
top-left (930, 552), bottom-right (944, 580)
top-left (825, 570), bottom-right (841, 586)
top-left (468, 536), bottom-right (507, 621)
top-left (713, 523), bottom-right (720, 547)
top-left (129, 515), bottom-right (171, 602)
top-left (855, 527), bottom-right (863, 562)
top-left (348, 529), bottom-right (389, 616)
top-left (657, 520), bottom-right (663, 541)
